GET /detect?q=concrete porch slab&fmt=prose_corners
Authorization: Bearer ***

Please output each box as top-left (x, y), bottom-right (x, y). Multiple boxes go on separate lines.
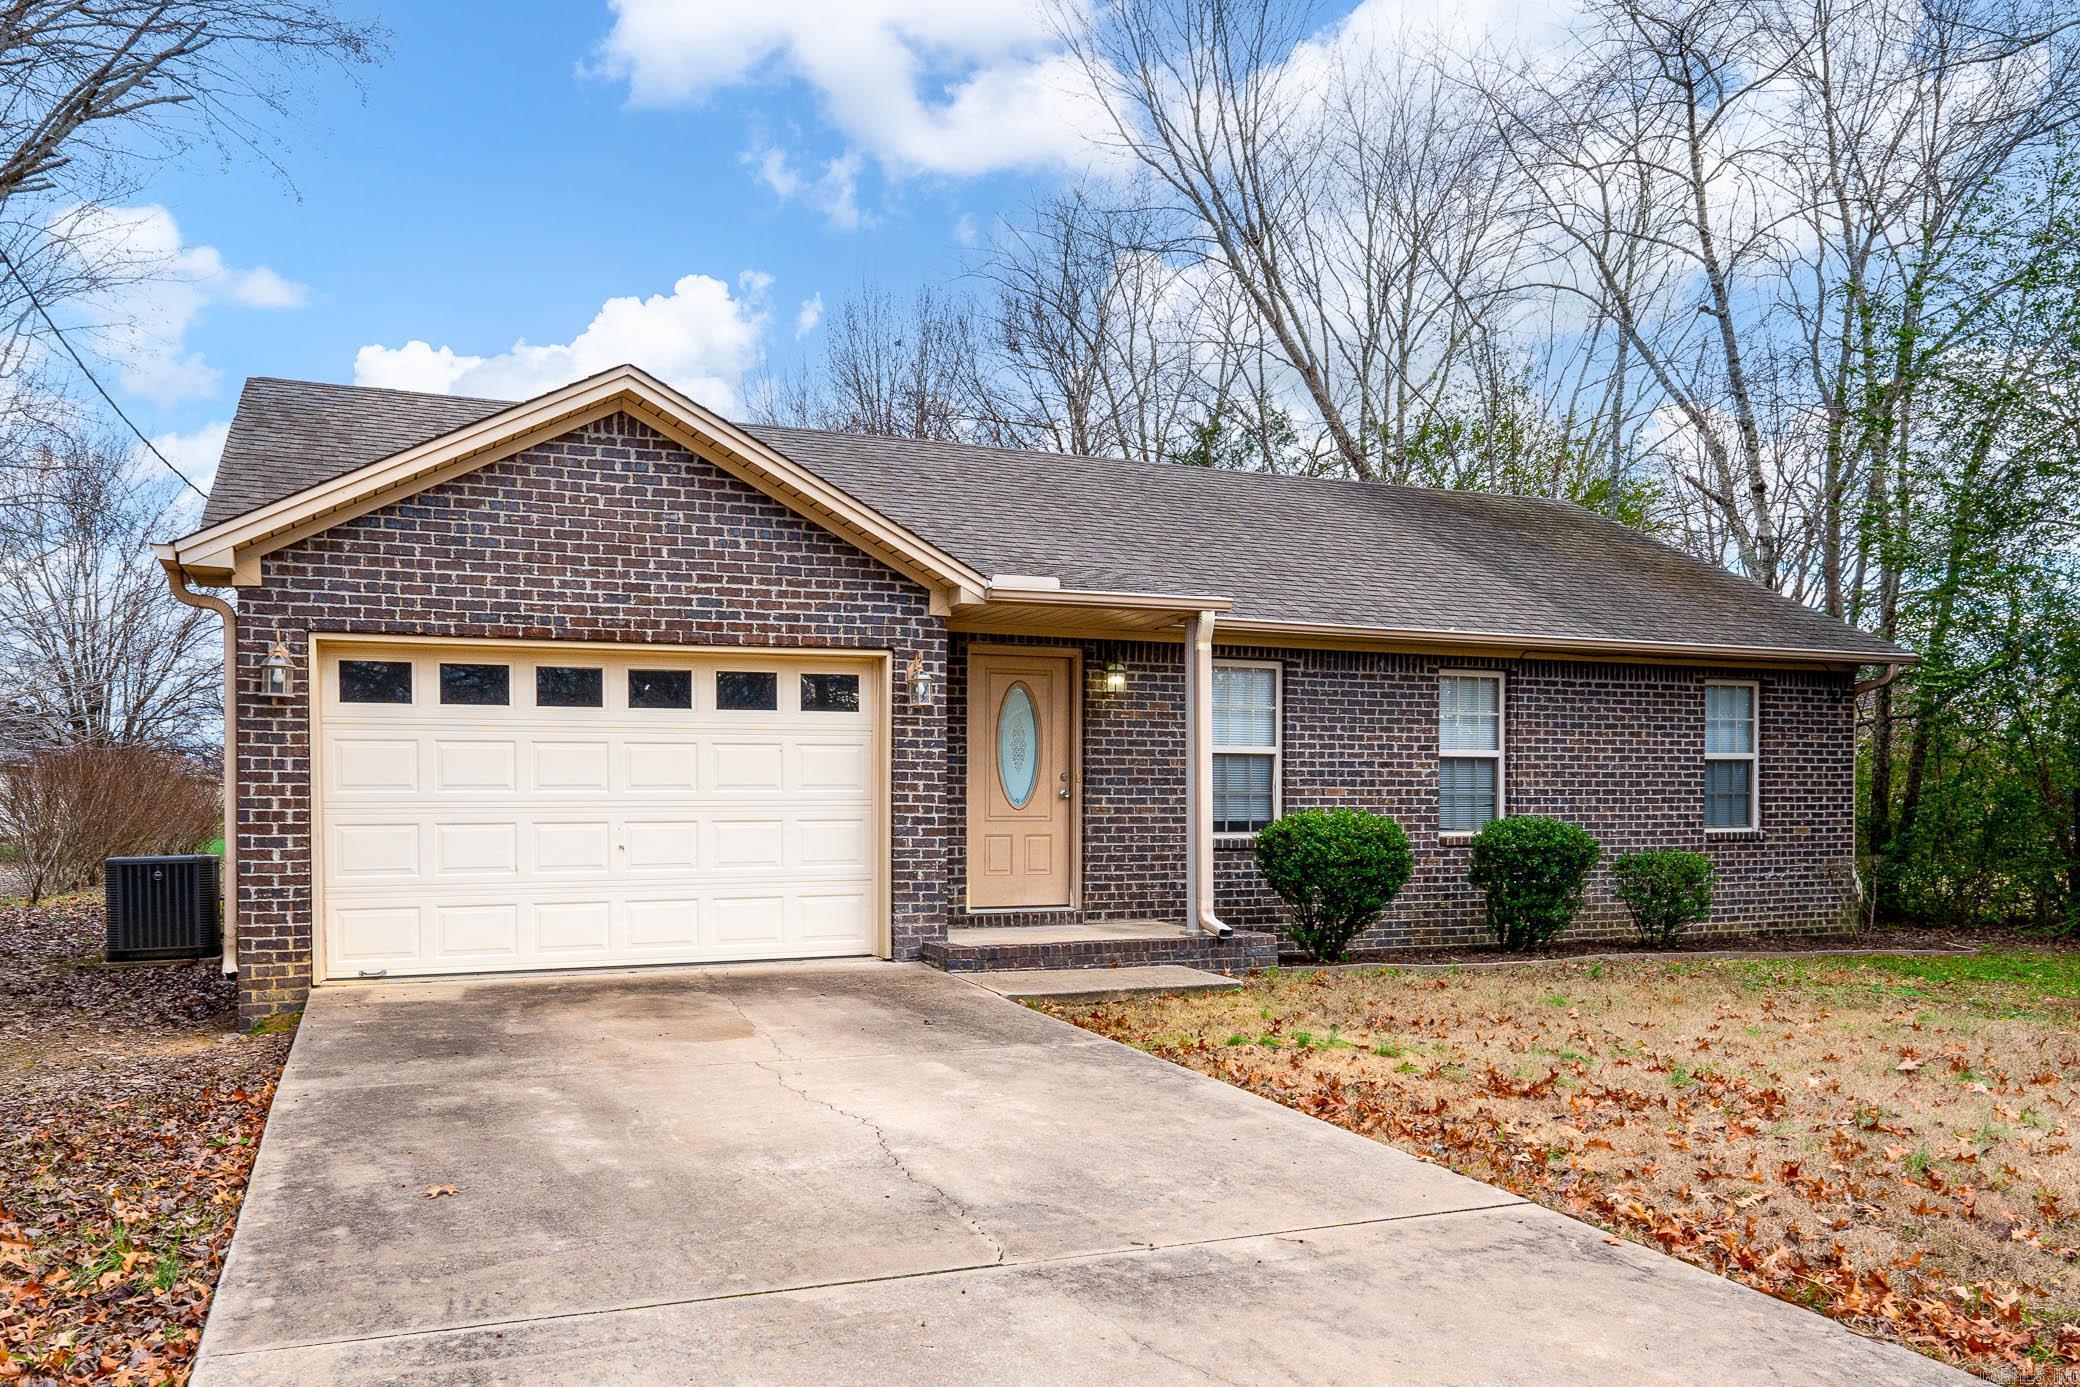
top-left (945, 918), bottom-right (1192, 947)
top-left (965, 964), bottom-right (1240, 1003)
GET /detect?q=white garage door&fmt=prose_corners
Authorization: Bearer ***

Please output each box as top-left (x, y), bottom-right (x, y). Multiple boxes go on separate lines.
top-left (315, 642), bottom-right (883, 981)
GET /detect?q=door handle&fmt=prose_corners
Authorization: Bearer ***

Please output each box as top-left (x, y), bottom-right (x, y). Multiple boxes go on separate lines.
top-left (1057, 786), bottom-right (1071, 799)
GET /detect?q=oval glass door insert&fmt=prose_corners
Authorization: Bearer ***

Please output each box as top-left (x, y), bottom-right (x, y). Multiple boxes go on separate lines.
top-left (997, 683), bottom-right (1040, 808)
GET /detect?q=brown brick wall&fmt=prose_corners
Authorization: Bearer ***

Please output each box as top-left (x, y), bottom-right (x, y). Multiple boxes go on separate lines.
top-left (1206, 649), bottom-right (1858, 954)
top-left (946, 635), bottom-right (1187, 926)
top-left (944, 640), bottom-right (1855, 950)
top-left (229, 411), bottom-right (946, 1023)
top-left (228, 413), bottom-right (1858, 1017)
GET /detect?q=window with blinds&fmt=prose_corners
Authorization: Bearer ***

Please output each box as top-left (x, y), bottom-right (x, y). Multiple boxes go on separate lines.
top-left (1212, 662), bottom-right (1280, 834)
top-left (1704, 682), bottom-right (1758, 830)
top-left (1439, 673), bottom-right (1503, 834)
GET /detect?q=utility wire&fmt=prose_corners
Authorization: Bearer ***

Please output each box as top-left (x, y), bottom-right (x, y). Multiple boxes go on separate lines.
top-left (0, 245), bottom-right (207, 500)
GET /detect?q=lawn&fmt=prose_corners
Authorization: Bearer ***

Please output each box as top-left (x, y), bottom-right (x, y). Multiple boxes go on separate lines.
top-left (1045, 949), bottom-right (2080, 1382)
top-left (0, 898), bottom-right (289, 1386)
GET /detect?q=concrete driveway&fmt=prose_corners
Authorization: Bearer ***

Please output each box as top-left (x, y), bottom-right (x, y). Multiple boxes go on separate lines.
top-left (196, 962), bottom-right (1967, 1386)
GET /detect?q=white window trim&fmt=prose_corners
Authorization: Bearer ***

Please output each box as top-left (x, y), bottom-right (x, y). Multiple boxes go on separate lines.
top-left (1212, 658), bottom-right (1282, 839)
top-left (1704, 678), bottom-right (1761, 833)
top-left (1438, 669), bottom-right (1506, 839)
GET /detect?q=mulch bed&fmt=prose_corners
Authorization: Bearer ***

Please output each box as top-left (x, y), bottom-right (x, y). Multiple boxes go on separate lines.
top-left (0, 897), bottom-right (290, 1386)
top-left (1293, 924), bottom-right (2069, 969)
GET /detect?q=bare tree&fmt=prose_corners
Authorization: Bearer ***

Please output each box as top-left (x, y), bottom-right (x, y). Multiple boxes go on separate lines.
top-left (1056, 0), bottom-right (1523, 481)
top-left (971, 190), bottom-right (1209, 464)
top-left (755, 283), bottom-right (981, 442)
top-left (0, 435), bottom-right (219, 756)
top-left (1479, 0), bottom-right (1811, 586)
top-left (0, 0), bottom-right (381, 447)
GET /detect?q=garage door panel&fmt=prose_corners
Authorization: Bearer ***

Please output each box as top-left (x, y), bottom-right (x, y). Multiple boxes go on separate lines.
top-left (797, 741), bottom-right (870, 793)
top-left (536, 901), bottom-right (613, 954)
top-left (533, 741), bottom-right (612, 792)
top-left (625, 742), bottom-right (698, 792)
top-left (433, 822), bottom-right (519, 876)
top-left (333, 739), bottom-right (419, 794)
top-left (318, 644), bottom-right (881, 980)
top-left (797, 892), bottom-right (869, 942)
top-left (797, 818), bottom-right (869, 869)
top-left (332, 823), bottom-right (421, 879)
top-left (713, 819), bottom-right (784, 870)
top-left (624, 820), bottom-right (698, 872)
top-left (435, 740), bottom-right (517, 793)
top-left (331, 905), bottom-right (424, 964)
top-left (534, 821), bottom-right (613, 874)
top-left (436, 904), bottom-right (519, 958)
top-left (711, 741), bottom-right (785, 792)
top-left (625, 899), bottom-right (700, 949)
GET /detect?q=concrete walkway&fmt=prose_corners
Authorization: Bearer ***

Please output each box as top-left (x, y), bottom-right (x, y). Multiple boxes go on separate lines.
top-left (196, 962), bottom-right (1968, 1385)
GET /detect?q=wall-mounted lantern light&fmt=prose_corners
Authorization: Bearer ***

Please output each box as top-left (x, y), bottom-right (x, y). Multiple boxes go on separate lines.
top-left (905, 657), bottom-right (937, 708)
top-left (260, 638), bottom-right (294, 698)
top-left (1102, 659), bottom-right (1128, 694)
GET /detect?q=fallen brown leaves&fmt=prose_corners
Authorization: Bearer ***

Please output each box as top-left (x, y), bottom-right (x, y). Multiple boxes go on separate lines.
top-left (0, 898), bottom-right (288, 1386)
top-left (1052, 953), bottom-right (2080, 1382)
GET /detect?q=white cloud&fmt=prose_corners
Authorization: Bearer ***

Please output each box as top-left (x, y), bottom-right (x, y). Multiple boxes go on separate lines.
top-left (130, 416), bottom-right (231, 516)
top-left (794, 293), bottom-right (824, 338)
top-left (746, 144), bottom-right (866, 229)
top-left (952, 213), bottom-right (980, 248)
top-left (353, 271), bottom-right (773, 410)
top-left (592, 1), bottom-right (1110, 180)
top-left (50, 204), bottom-right (308, 407)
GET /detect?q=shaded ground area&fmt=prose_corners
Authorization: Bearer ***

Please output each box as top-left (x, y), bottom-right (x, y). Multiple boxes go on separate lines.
top-left (1046, 949), bottom-right (2080, 1382)
top-left (0, 898), bottom-right (289, 1386)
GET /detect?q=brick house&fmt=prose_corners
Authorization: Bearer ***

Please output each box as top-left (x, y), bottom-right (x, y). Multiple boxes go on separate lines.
top-left (155, 366), bottom-right (1910, 1023)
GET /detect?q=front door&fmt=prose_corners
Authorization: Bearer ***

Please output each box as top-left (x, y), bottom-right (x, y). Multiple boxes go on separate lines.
top-left (966, 650), bottom-right (1076, 909)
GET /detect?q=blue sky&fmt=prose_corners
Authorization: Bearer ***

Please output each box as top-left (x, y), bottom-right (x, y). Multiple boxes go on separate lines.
top-left (94, 0), bottom-right (1192, 486)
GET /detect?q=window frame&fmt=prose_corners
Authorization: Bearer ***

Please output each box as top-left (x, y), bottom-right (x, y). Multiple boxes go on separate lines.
top-left (1211, 658), bottom-right (1282, 840)
top-left (1437, 669), bottom-right (1506, 839)
top-left (1703, 678), bottom-right (1761, 833)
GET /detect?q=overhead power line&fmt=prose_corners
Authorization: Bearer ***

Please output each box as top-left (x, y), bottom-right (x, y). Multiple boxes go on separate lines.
top-left (0, 246), bottom-right (208, 500)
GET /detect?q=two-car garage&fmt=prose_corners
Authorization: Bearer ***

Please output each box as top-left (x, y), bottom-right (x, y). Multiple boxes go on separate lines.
top-left (313, 640), bottom-right (886, 981)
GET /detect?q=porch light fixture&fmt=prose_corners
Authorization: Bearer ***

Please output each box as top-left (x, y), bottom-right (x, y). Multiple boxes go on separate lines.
top-left (259, 638), bottom-right (293, 698)
top-left (905, 657), bottom-right (938, 708)
top-left (1102, 659), bottom-right (1128, 694)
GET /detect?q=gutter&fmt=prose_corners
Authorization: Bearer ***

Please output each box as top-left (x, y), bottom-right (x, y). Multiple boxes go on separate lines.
top-left (155, 548), bottom-right (236, 975)
top-left (1854, 661), bottom-right (1913, 696)
top-left (1216, 616), bottom-right (1915, 669)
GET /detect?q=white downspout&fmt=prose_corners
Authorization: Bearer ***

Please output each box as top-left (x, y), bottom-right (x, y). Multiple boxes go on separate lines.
top-left (156, 549), bottom-right (237, 975)
top-left (1184, 608), bottom-right (1231, 937)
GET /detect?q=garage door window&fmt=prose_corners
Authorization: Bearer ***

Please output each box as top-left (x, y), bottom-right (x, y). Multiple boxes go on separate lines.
top-left (439, 662), bottom-right (509, 706)
top-left (536, 666), bottom-right (603, 708)
top-left (717, 671), bottom-right (777, 710)
top-left (628, 669), bottom-right (692, 710)
top-left (339, 659), bottom-right (412, 704)
top-left (801, 672), bottom-right (860, 712)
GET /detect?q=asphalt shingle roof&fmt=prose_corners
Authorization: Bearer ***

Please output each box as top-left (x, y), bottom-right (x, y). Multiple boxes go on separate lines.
top-left (196, 376), bottom-right (1905, 662)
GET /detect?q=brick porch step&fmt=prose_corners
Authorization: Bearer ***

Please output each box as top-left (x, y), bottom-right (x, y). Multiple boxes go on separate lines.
top-left (921, 919), bottom-right (1278, 974)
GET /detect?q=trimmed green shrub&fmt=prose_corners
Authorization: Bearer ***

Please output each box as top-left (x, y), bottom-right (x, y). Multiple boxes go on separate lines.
top-left (1252, 808), bottom-right (1415, 963)
top-left (1611, 850), bottom-right (1716, 946)
top-left (1466, 816), bottom-right (1601, 952)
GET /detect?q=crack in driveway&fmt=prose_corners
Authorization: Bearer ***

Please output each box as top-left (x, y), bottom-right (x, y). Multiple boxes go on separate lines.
top-left (756, 1060), bottom-right (1010, 1267)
